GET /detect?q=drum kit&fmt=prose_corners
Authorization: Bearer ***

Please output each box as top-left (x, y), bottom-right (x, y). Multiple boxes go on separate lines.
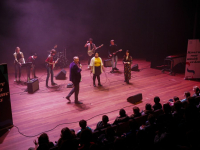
top-left (47, 49), bottom-right (68, 68)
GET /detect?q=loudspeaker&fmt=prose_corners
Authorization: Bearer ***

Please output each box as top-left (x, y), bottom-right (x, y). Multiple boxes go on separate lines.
top-left (127, 93), bottom-right (142, 104)
top-left (27, 78), bottom-right (39, 93)
top-left (104, 59), bottom-right (112, 67)
top-left (55, 69), bottom-right (66, 80)
top-left (131, 64), bottom-right (139, 71)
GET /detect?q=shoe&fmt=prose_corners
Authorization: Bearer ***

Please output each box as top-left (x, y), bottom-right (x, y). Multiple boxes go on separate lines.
top-left (98, 83), bottom-right (102, 86)
top-left (18, 78), bottom-right (21, 82)
top-left (93, 84), bottom-right (96, 87)
top-left (114, 68), bottom-right (119, 70)
top-left (124, 80), bottom-right (126, 82)
top-left (66, 96), bottom-right (71, 102)
top-left (34, 76), bottom-right (38, 78)
top-left (51, 82), bottom-right (57, 85)
top-left (46, 85), bottom-right (49, 88)
top-left (126, 80), bottom-right (130, 84)
top-left (110, 69), bottom-right (114, 73)
top-left (75, 101), bottom-right (83, 104)
top-left (14, 78), bottom-right (17, 82)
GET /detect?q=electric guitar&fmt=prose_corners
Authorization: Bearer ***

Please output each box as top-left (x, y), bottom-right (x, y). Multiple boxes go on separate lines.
top-left (108, 49), bottom-right (122, 58)
top-left (88, 44), bottom-right (104, 56)
top-left (46, 57), bottom-right (59, 69)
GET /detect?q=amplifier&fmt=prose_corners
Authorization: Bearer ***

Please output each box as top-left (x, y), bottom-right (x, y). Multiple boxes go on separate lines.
top-left (27, 78), bottom-right (39, 93)
top-left (104, 59), bottom-right (112, 67)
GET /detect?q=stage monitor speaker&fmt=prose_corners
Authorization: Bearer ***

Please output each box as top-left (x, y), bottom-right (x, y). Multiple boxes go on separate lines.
top-left (27, 78), bottom-right (39, 93)
top-left (104, 59), bottom-right (112, 67)
top-left (131, 64), bottom-right (139, 71)
top-left (127, 93), bottom-right (142, 104)
top-left (55, 69), bottom-right (66, 80)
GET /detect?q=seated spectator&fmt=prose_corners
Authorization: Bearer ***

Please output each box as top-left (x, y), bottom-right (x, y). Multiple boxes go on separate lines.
top-left (168, 96), bottom-right (179, 107)
top-left (129, 106), bottom-right (141, 119)
top-left (141, 103), bottom-right (154, 116)
top-left (180, 91), bottom-right (191, 102)
top-left (153, 96), bottom-right (162, 111)
top-left (113, 109), bottom-right (129, 125)
top-left (156, 103), bottom-right (173, 128)
top-left (57, 127), bottom-right (78, 150)
top-left (31, 133), bottom-right (54, 150)
top-left (172, 101), bottom-right (185, 125)
top-left (95, 115), bottom-right (111, 131)
top-left (192, 86), bottom-right (200, 97)
top-left (98, 126), bottom-right (118, 147)
top-left (185, 97), bottom-right (199, 123)
top-left (77, 120), bottom-right (92, 137)
top-left (79, 128), bottom-right (95, 150)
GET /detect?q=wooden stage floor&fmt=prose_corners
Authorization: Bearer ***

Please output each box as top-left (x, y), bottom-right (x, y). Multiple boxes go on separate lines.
top-left (1, 59), bottom-right (200, 150)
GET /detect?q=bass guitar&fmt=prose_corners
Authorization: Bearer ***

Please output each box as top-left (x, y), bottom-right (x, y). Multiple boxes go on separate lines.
top-left (108, 49), bottom-right (122, 58)
top-left (88, 44), bottom-right (103, 56)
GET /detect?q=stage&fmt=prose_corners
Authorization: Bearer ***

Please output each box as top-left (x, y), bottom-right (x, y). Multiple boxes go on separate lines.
top-left (1, 59), bottom-right (199, 150)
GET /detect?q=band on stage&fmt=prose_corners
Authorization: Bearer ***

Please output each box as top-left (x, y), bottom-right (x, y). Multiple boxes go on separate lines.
top-left (13, 39), bottom-right (133, 104)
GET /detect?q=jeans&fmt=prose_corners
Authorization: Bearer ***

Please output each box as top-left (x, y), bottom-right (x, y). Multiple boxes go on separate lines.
top-left (111, 55), bottom-right (118, 69)
top-left (67, 82), bottom-right (80, 102)
top-left (46, 67), bottom-right (54, 86)
top-left (14, 63), bottom-right (21, 79)
top-left (27, 65), bottom-right (35, 80)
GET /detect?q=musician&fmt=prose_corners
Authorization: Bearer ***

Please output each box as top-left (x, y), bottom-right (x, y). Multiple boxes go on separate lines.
top-left (45, 49), bottom-right (58, 87)
top-left (84, 38), bottom-right (96, 69)
top-left (90, 52), bottom-right (105, 87)
top-left (66, 56), bottom-right (82, 104)
top-left (109, 40), bottom-right (119, 73)
top-left (26, 53), bottom-right (37, 81)
top-left (13, 47), bottom-right (25, 82)
top-left (123, 50), bottom-right (132, 84)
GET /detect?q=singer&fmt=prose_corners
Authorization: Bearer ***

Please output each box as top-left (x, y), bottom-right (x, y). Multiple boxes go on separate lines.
top-left (90, 52), bottom-right (105, 87)
top-left (66, 56), bottom-right (82, 104)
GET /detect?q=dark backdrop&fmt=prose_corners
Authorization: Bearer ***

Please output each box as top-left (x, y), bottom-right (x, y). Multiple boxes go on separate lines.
top-left (0, 0), bottom-right (199, 67)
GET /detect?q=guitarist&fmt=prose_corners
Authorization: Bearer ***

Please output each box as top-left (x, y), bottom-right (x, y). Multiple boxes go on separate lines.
top-left (109, 40), bottom-right (119, 73)
top-left (45, 49), bottom-right (58, 87)
top-left (84, 38), bottom-right (97, 69)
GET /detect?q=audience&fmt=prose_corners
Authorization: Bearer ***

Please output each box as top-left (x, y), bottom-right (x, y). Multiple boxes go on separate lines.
top-left (29, 85), bottom-right (200, 150)
top-left (113, 109), bottom-right (129, 125)
top-left (56, 127), bottom-right (78, 150)
top-left (153, 96), bottom-right (162, 110)
top-left (180, 91), bottom-right (191, 102)
top-left (77, 120), bottom-right (92, 137)
top-left (129, 106), bottom-right (141, 119)
top-left (29, 133), bottom-right (54, 150)
top-left (141, 103), bottom-right (154, 116)
top-left (95, 115), bottom-right (111, 131)
top-left (193, 86), bottom-right (200, 97)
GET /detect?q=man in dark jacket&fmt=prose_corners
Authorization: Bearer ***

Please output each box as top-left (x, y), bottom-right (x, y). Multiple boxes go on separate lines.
top-left (66, 56), bottom-right (82, 104)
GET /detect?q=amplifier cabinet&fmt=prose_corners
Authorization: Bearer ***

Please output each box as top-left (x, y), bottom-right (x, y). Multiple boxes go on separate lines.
top-left (27, 78), bottom-right (39, 93)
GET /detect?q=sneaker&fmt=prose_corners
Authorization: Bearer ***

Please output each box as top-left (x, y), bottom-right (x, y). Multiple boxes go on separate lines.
top-left (110, 69), bottom-right (114, 73)
top-left (14, 78), bottom-right (17, 82)
top-left (66, 96), bottom-right (71, 103)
